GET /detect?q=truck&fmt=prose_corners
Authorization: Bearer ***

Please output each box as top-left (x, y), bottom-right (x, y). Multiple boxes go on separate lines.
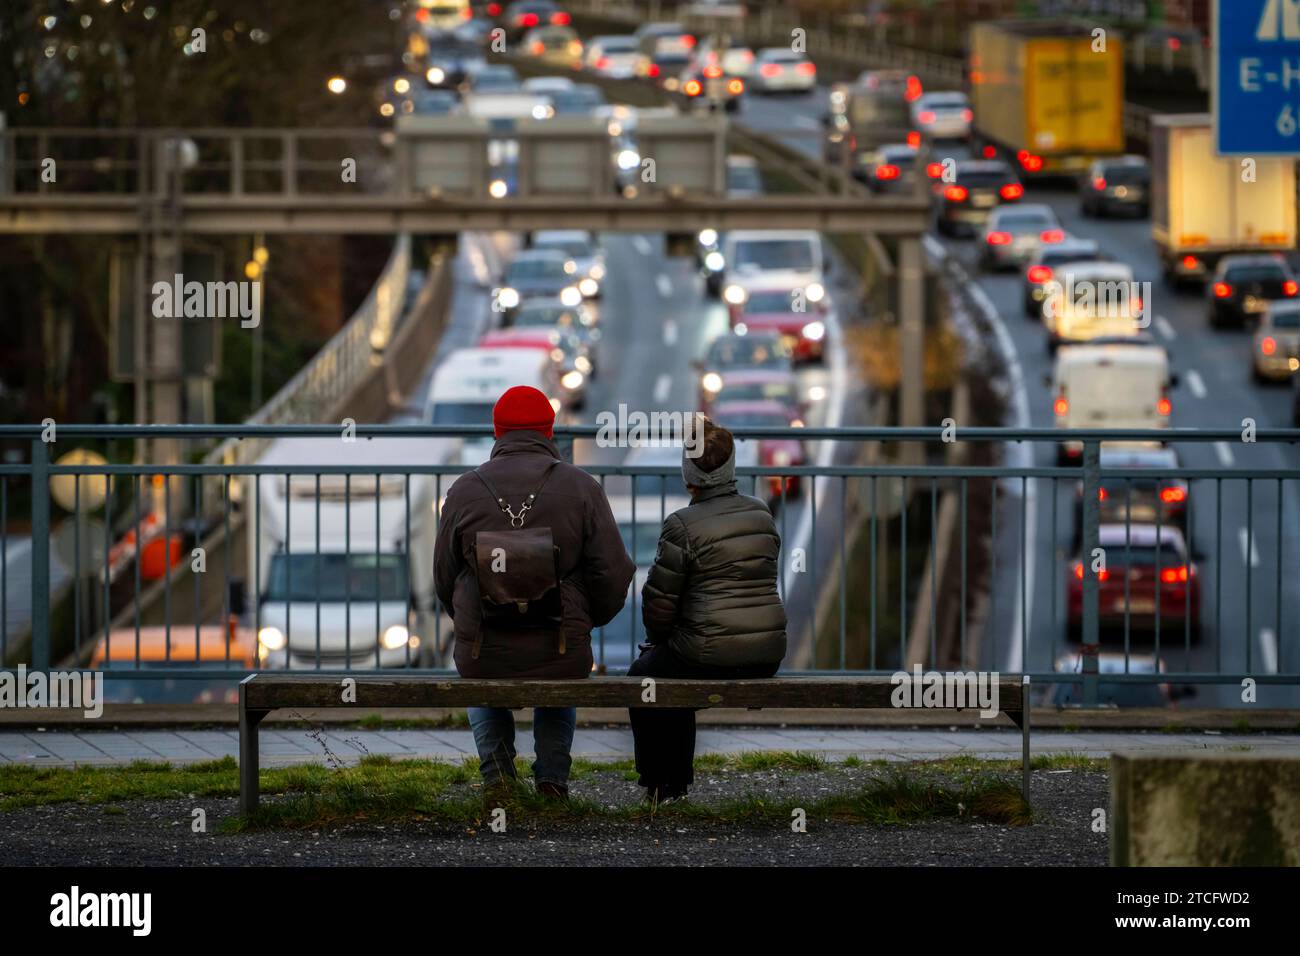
top-left (1150, 113), bottom-right (1297, 285)
top-left (247, 435), bottom-right (455, 670)
top-left (968, 21), bottom-right (1125, 179)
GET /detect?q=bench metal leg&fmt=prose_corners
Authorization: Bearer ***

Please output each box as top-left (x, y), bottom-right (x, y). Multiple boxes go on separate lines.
top-left (238, 690), bottom-right (268, 816)
top-left (1020, 675), bottom-right (1031, 807)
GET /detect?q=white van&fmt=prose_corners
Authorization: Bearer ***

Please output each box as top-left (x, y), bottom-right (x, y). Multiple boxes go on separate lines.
top-left (1051, 342), bottom-right (1173, 463)
top-left (718, 229), bottom-right (827, 306)
top-left (424, 346), bottom-right (558, 466)
top-left (1043, 261), bottom-right (1144, 350)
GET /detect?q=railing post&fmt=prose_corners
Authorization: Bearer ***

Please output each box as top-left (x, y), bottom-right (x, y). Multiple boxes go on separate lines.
top-left (1080, 439), bottom-right (1101, 706)
top-left (30, 438), bottom-right (51, 672)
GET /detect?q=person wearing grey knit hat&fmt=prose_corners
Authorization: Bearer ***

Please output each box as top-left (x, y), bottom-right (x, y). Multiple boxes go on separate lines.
top-left (629, 418), bottom-right (787, 803)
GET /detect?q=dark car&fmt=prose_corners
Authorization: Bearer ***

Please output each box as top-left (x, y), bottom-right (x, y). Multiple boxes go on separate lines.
top-left (1208, 254), bottom-right (1299, 329)
top-left (1022, 237), bottom-right (1104, 318)
top-left (1080, 156), bottom-right (1151, 218)
top-left (494, 249), bottom-right (579, 317)
top-left (548, 84), bottom-right (606, 116)
top-left (861, 143), bottom-right (918, 193)
top-left (1073, 444), bottom-right (1189, 548)
top-left (676, 62), bottom-right (745, 113)
top-left (461, 63), bottom-right (520, 95)
top-left (934, 160), bottom-right (1022, 237)
top-left (502, 0), bottom-right (569, 40)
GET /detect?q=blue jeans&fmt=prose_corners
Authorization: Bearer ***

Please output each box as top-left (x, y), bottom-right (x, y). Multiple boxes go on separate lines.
top-left (467, 707), bottom-right (577, 786)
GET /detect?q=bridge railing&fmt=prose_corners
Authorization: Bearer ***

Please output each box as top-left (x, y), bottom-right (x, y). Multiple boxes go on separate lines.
top-left (1, 425), bottom-right (1297, 707)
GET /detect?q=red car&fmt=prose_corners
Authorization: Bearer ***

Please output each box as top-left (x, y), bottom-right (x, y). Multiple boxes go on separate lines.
top-left (729, 287), bottom-right (827, 363)
top-left (701, 367), bottom-right (804, 419)
top-left (710, 399), bottom-right (806, 501)
top-left (1067, 524), bottom-right (1200, 643)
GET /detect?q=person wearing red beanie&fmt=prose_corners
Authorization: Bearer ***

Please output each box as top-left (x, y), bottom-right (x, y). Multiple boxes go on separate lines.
top-left (492, 385), bottom-right (555, 439)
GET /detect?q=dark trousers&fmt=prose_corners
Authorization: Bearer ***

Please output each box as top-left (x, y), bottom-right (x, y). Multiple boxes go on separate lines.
top-left (627, 643), bottom-right (779, 792)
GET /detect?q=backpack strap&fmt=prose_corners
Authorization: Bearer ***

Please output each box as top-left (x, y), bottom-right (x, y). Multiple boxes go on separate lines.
top-left (472, 459), bottom-right (561, 528)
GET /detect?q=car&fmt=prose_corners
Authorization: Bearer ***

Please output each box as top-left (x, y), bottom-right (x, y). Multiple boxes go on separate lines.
top-left (750, 48), bottom-right (817, 94)
top-left (695, 331), bottom-right (795, 408)
top-left (933, 160), bottom-right (1022, 237)
top-left (640, 50), bottom-right (693, 89)
top-left (910, 91), bottom-right (972, 141)
top-left (522, 75), bottom-right (575, 95)
top-left (1067, 524), bottom-right (1200, 642)
top-left (703, 367), bottom-right (804, 418)
top-left (728, 287), bottom-right (828, 363)
top-left (1252, 298), bottom-right (1300, 382)
top-left (980, 203), bottom-right (1065, 270)
top-left (586, 35), bottom-right (640, 78)
top-left (676, 61), bottom-right (745, 113)
top-left (494, 249), bottom-right (581, 317)
top-left (1046, 653), bottom-right (1189, 709)
top-left (510, 296), bottom-right (601, 376)
top-left (1208, 254), bottom-right (1299, 329)
top-left (1080, 155), bottom-right (1151, 218)
top-left (530, 229), bottom-right (605, 298)
top-left (710, 400), bottom-right (807, 501)
top-left (860, 143), bottom-right (918, 193)
top-left (634, 24), bottom-right (696, 88)
top-left (696, 157), bottom-right (765, 278)
top-left (461, 62), bottom-right (520, 94)
top-left (1042, 261), bottom-right (1144, 351)
top-left (522, 25), bottom-right (582, 67)
top-left (1073, 444), bottom-right (1189, 546)
top-left (695, 36), bottom-right (755, 78)
top-left (853, 69), bottom-right (923, 102)
top-left (478, 326), bottom-right (589, 409)
top-left (547, 84), bottom-right (606, 116)
top-left (1022, 238), bottom-right (1104, 318)
top-left (718, 229), bottom-right (827, 304)
top-left (503, 0), bottom-right (569, 41)
top-left (422, 51), bottom-right (472, 90)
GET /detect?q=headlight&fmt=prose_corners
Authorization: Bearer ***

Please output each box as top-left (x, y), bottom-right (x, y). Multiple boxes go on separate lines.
top-left (550, 347), bottom-right (565, 362)
top-left (575, 355), bottom-right (593, 373)
top-left (578, 277), bottom-right (599, 297)
top-left (489, 178), bottom-right (509, 199)
top-left (791, 418), bottom-right (805, 428)
top-left (561, 369), bottom-right (585, 390)
top-left (723, 284), bottom-right (747, 305)
top-left (772, 449), bottom-right (793, 467)
top-left (549, 397), bottom-right (562, 412)
top-left (701, 371), bottom-right (723, 394)
top-left (589, 263), bottom-right (605, 280)
top-left (801, 320), bottom-right (826, 341)
top-left (733, 322), bottom-right (748, 336)
top-left (531, 103), bottom-right (554, 120)
top-left (381, 625), bottom-right (410, 650)
top-left (617, 148), bottom-right (640, 170)
top-left (426, 66), bottom-right (446, 84)
top-left (496, 287), bottom-right (519, 309)
top-left (698, 228), bottom-right (718, 246)
top-left (805, 282), bottom-right (825, 303)
top-left (807, 384), bottom-right (827, 402)
top-left (560, 286), bottom-right (582, 307)
top-left (258, 626), bottom-right (286, 651)
top-left (704, 251), bottom-right (725, 272)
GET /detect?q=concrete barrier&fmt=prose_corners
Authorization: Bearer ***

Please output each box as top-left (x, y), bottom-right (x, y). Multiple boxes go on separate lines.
top-left (1111, 752), bottom-right (1300, 866)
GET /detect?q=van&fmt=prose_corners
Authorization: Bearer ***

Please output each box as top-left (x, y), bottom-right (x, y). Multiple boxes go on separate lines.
top-left (717, 229), bottom-right (826, 305)
top-left (424, 346), bottom-right (559, 466)
top-left (1050, 342), bottom-right (1173, 463)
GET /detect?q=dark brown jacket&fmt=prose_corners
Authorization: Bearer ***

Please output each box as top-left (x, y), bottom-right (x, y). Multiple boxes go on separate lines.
top-left (434, 430), bottom-right (635, 678)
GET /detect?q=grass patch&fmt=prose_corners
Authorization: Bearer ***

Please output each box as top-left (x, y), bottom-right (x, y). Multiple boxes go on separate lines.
top-left (1231, 719), bottom-right (1252, 734)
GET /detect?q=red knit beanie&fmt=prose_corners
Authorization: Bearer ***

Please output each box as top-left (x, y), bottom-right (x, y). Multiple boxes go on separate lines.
top-left (493, 385), bottom-right (555, 439)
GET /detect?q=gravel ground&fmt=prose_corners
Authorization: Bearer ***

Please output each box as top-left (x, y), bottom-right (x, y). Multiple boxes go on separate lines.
top-left (0, 765), bottom-right (1109, 865)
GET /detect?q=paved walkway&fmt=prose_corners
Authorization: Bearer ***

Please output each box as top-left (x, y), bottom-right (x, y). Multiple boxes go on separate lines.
top-left (2, 727), bottom-right (1298, 768)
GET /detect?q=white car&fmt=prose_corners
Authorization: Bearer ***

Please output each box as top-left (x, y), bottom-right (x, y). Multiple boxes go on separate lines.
top-left (1043, 261), bottom-right (1144, 350)
top-left (911, 91), bottom-right (972, 140)
top-left (522, 75), bottom-right (575, 95)
top-left (585, 35), bottom-right (639, 78)
top-left (750, 49), bottom-right (817, 93)
top-left (718, 230), bottom-right (827, 307)
top-left (981, 203), bottom-right (1065, 271)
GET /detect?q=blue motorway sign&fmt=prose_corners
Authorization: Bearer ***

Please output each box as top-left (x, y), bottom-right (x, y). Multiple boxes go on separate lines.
top-left (1214, 0), bottom-right (1300, 155)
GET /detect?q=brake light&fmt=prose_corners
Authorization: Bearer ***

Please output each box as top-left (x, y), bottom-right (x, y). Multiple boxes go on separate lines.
top-left (1182, 255), bottom-right (1199, 269)
top-left (905, 75), bottom-right (923, 101)
top-left (796, 61), bottom-right (816, 76)
top-left (1213, 282), bottom-right (1232, 298)
top-left (760, 63), bottom-right (782, 77)
top-left (462, 7), bottom-right (473, 18)
top-left (961, 108), bottom-right (973, 121)
top-left (918, 110), bottom-right (936, 124)
top-left (682, 35), bottom-right (696, 48)
top-left (1167, 36), bottom-right (1181, 51)
top-left (944, 184), bottom-right (969, 202)
top-left (648, 63), bottom-right (660, 77)
top-left (982, 145), bottom-right (997, 159)
top-left (1028, 265), bottom-right (1053, 283)
top-left (531, 41), bottom-right (544, 54)
top-left (1000, 183), bottom-right (1023, 200)
top-left (1074, 562), bottom-right (1110, 582)
top-left (1285, 280), bottom-right (1298, 296)
top-left (927, 162), bottom-right (944, 178)
top-left (876, 164), bottom-right (900, 180)
top-left (1053, 395), bottom-right (1068, 416)
top-left (703, 64), bottom-right (723, 78)
top-left (1040, 229), bottom-right (1064, 243)
top-left (1160, 486), bottom-right (1187, 504)
top-left (684, 79), bottom-right (702, 96)
top-left (987, 231), bottom-right (1011, 245)
top-left (1098, 487), bottom-right (1107, 501)
top-left (487, 2), bottom-right (501, 14)
top-left (727, 78), bottom-right (744, 94)
top-left (1093, 177), bottom-right (1107, 191)
top-left (550, 11), bottom-right (570, 24)
top-left (906, 130), bottom-right (921, 147)
top-left (596, 56), bottom-right (609, 69)
top-left (415, 8), bottom-right (429, 22)
top-left (1157, 396), bottom-right (1172, 416)
top-left (1018, 150), bottom-right (1044, 172)
top-left (1160, 566), bottom-right (1189, 584)
top-left (1261, 335), bottom-right (1278, 355)
top-left (520, 12), bottom-right (538, 26)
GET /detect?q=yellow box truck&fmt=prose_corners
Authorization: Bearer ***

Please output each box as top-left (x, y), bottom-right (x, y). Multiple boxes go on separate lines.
top-left (969, 21), bottom-right (1125, 178)
top-left (1150, 113), bottom-right (1297, 285)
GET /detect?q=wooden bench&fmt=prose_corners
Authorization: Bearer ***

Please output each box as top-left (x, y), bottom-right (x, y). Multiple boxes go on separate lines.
top-left (238, 674), bottom-right (1031, 814)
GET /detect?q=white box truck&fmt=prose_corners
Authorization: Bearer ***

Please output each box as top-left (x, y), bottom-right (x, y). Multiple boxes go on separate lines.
top-left (248, 435), bottom-right (454, 669)
top-left (1151, 113), bottom-right (1297, 284)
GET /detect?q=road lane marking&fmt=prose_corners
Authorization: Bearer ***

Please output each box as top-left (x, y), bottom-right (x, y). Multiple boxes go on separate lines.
top-left (1186, 369), bottom-right (1207, 398)
top-left (633, 236), bottom-right (652, 255)
top-left (1155, 315), bottom-right (1176, 341)
top-left (663, 319), bottom-right (678, 346)
top-left (656, 274), bottom-right (673, 297)
top-left (1260, 628), bottom-right (1278, 674)
top-left (1238, 527), bottom-right (1260, 567)
top-left (652, 373), bottom-right (672, 404)
top-left (1215, 441), bottom-right (1236, 467)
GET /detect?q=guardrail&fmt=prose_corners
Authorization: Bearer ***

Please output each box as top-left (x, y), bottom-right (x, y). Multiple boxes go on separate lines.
top-left (2, 425), bottom-right (1297, 708)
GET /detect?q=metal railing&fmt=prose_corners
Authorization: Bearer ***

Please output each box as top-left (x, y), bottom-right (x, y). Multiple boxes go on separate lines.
top-left (2, 425), bottom-right (1298, 707)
